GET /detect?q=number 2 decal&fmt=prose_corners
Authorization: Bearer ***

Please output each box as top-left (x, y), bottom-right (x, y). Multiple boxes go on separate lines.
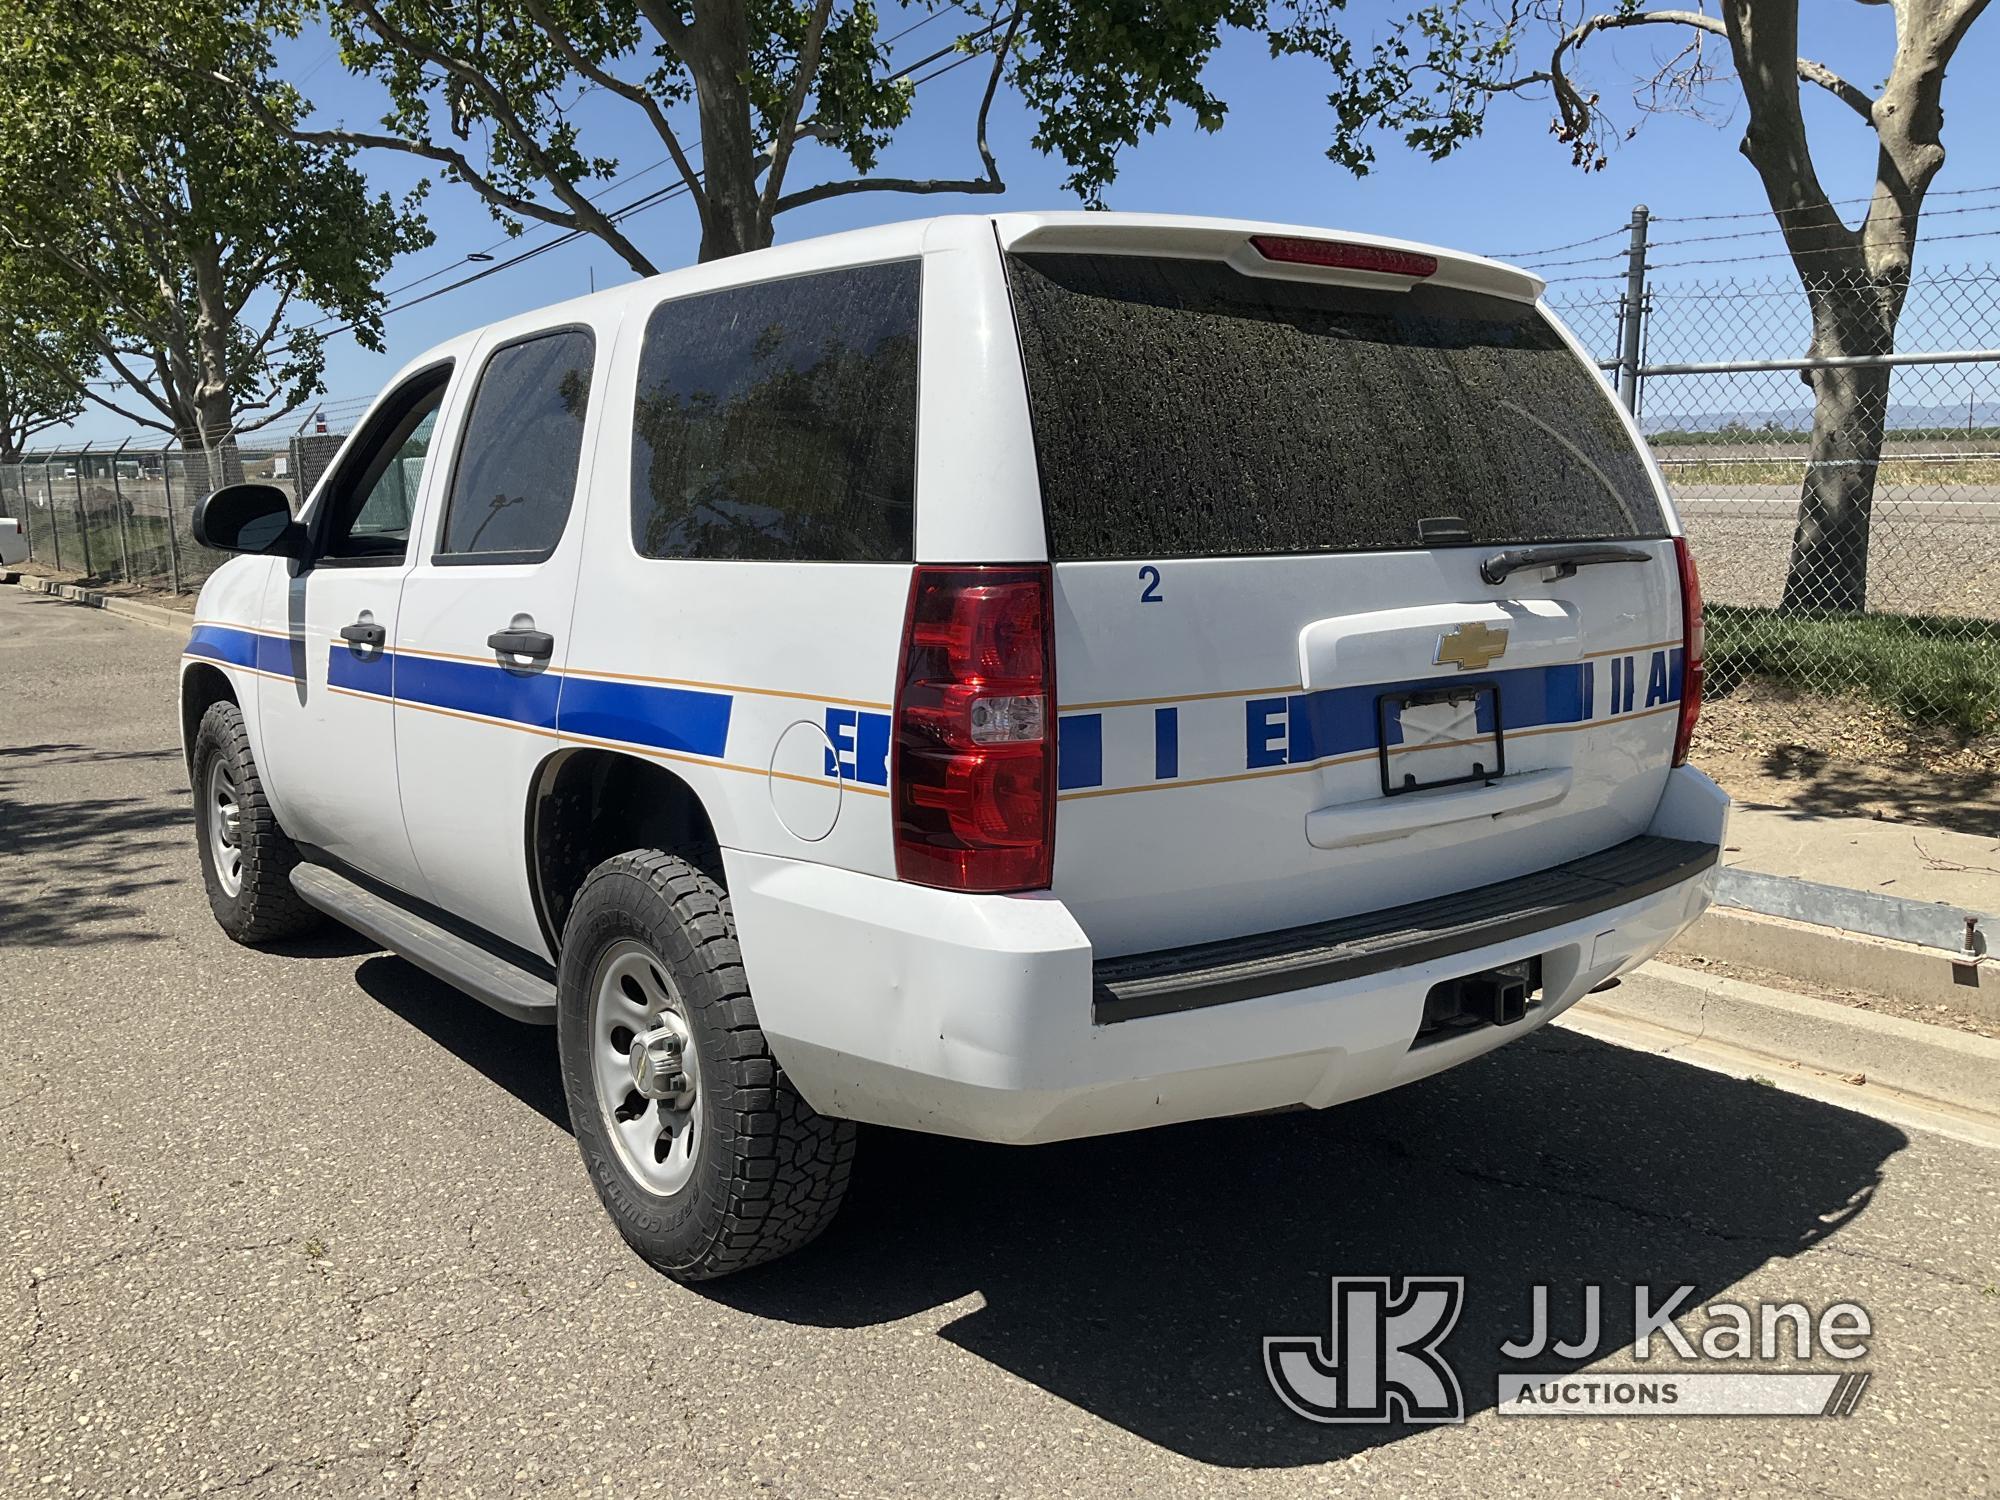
top-left (1138, 564), bottom-right (1163, 604)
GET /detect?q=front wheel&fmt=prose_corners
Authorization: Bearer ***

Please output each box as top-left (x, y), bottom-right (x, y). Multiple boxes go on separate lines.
top-left (190, 700), bottom-right (322, 944)
top-left (556, 850), bottom-right (856, 1280)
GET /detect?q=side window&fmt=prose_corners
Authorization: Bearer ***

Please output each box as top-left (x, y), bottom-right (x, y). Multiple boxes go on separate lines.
top-left (316, 369), bottom-right (449, 563)
top-left (435, 328), bottom-right (596, 563)
top-left (630, 260), bottom-right (919, 562)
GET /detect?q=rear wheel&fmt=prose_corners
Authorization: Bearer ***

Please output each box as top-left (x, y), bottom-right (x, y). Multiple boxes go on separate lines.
top-left (556, 850), bottom-right (855, 1280)
top-left (190, 700), bottom-right (321, 944)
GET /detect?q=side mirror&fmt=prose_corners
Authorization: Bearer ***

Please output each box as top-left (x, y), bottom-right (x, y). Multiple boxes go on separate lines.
top-left (192, 483), bottom-right (304, 557)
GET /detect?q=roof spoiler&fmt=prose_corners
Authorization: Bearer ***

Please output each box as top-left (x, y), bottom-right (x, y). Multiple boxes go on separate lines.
top-left (994, 213), bottom-right (1545, 304)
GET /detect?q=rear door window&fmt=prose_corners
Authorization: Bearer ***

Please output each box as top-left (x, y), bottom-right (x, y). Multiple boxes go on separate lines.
top-left (1005, 252), bottom-right (1666, 560)
top-left (629, 261), bottom-right (920, 562)
top-left (435, 328), bottom-right (595, 564)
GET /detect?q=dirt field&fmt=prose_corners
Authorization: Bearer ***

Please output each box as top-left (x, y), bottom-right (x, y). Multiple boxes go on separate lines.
top-left (1692, 678), bottom-right (2000, 835)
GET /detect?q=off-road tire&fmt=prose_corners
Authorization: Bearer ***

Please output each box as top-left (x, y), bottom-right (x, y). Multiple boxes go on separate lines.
top-left (557, 850), bottom-right (856, 1280)
top-left (190, 700), bottom-right (322, 944)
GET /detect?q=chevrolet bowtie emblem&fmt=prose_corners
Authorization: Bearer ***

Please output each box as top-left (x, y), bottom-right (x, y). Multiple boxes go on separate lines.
top-left (1434, 620), bottom-right (1509, 672)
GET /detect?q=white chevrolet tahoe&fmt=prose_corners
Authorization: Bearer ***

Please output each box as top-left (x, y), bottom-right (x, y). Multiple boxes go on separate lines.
top-left (182, 213), bottom-right (1727, 1280)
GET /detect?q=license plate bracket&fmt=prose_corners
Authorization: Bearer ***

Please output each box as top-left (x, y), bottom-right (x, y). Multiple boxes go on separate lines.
top-left (1378, 683), bottom-right (1504, 796)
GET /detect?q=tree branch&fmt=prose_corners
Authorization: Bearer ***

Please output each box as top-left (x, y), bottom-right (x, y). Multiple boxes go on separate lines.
top-left (1553, 8), bottom-right (1875, 129)
top-left (240, 285), bottom-right (296, 367)
top-left (518, 0), bottom-right (708, 226)
top-left (342, 0), bottom-right (661, 275)
top-left (93, 345), bottom-right (178, 422)
top-left (775, 5), bottom-right (1023, 217)
top-left (1857, 0), bottom-right (1993, 275)
top-left (75, 383), bottom-right (174, 434)
top-left (759, 0), bottom-right (836, 225)
top-left (219, 73), bottom-right (595, 239)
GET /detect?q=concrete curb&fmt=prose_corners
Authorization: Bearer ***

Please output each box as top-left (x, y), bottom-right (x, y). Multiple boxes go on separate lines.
top-left (1667, 905), bottom-right (1996, 1023)
top-left (1574, 960), bottom-right (2000, 1123)
top-left (13, 575), bottom-right (188, 635)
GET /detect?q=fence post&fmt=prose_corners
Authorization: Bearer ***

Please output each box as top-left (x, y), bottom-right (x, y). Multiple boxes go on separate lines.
top-left (161, 440), bottom-right (183, 594)
top-left (9, 464), bottom-right (29, 558)
top-left (42, 458), bottom-right (60, 571)
top-left (111, 438), bottom-right (133, 583)
top-left (1616, 204), bottom-right (1651, 414)
top-left (72, 441), bottom-right (95, 578)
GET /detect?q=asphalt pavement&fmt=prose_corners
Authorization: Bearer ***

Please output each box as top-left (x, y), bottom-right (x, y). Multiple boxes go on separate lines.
top-left (2, 586), bottom-right (1996, 1498)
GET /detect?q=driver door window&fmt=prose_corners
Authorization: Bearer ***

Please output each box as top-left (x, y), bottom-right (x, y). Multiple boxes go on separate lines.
top-left (316, 370), bottom-right (450, 563)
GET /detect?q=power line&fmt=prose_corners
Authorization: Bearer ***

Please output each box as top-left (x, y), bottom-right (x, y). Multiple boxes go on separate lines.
top-left (1505, 181), bottom-right (2000, 268)
top-left (1486, 223), bottom-right (1631, 261)
top-left (294, 7), bottom-right (998, 351)
top-left (1654, 179), bottom-right (2000, 225)
top-left (1538, 222), bottom-right (2000, 282)
top-left (1515, 190), bottom-right (2000, 270)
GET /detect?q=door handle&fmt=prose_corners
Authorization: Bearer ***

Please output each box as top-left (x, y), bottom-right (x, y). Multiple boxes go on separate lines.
top-left (488, 627), bottom-right (555, 659)
top-left (339, 620), bottom-right (386, 649)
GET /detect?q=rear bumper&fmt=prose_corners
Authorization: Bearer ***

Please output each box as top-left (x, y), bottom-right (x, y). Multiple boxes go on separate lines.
top-left (729, 766), bottom-right (1729, 1145)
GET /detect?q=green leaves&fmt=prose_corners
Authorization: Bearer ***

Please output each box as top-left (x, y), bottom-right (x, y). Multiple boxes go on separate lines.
top-left (0, 250), bottom-right (97, 458)
top-left (0, 0), bottom-right (431, 440)
top-left (300, 0), bottom-right (1501, 260)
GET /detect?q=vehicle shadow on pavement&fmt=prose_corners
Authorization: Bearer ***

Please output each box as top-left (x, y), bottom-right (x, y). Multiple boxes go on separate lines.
top-left (707, 1026), bottom-right (1907, 1468)
top-left (334, 951), bottom-right (1906, 1469)
top-left (351, 956), bottom-right (571, 1129)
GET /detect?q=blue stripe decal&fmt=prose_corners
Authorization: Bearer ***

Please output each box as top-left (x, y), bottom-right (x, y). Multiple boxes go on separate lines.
top-left (1058, 714), bottom-right (1104, 790)
top-left (1153, 706), bottom-right (1179, 781)
top-left (1297, 661), bottom-right (1593, 761)
top-left (257, 633), bottom-right (294, 676)
top-left (186, 624), bottom-right (263, 671)
top-left (558, 676), bottom-right (732, 759)
top-left (326, 642), bottom-right (395, 697)
top-left (186, 625), bottom-right (296, 677)
top-left (394, 652), bottom-right (562, 731)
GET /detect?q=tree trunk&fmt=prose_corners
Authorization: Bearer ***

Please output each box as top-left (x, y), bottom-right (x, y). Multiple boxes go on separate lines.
top-left (1779, 277), bottom-right (1900, 613)
top-left (685, 14), bottom-right (776, 262)
top-left (175, 414), bottom-right (246, 496)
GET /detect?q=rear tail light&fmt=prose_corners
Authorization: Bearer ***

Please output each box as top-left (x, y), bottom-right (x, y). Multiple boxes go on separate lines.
top-left (1673, 537), bottom-right (1704, 767)
top-left (893, 565), bottom-right (1055, 892)
top-left (1249, 235), bottom-right (1438, 279)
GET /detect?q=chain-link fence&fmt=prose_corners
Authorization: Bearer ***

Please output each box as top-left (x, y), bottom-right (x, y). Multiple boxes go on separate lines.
top-left (1550, 249), bottom-right (2000, 734)
top-left (0, 407), bottom-right (362, 597)
top-left (6, 263), bottom-right (1999, 733)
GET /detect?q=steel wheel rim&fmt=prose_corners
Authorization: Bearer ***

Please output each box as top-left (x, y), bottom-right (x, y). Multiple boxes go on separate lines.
top-left (589, 939), bottom-right (703, 1196)
top-left (205, 757), bottom-right (244, 898)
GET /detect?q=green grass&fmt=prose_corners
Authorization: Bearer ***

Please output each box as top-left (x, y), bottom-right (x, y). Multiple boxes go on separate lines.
top-left (1706, 604), bottom-right (2000, 737)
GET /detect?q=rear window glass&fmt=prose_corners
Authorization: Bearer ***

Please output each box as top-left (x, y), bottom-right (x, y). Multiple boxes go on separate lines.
top-left (1005, 252), bottom-right (1665, 560)
top-left (630, 261), bottom-right (920, 562)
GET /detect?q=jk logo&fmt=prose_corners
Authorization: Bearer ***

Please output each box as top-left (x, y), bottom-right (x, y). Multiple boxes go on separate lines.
top-left (1264, 1277), bottom-right (1466, 1424)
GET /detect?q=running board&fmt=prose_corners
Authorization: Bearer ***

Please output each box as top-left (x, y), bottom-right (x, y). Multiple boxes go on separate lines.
top-left (289, 864), bottom-right (558, 1025)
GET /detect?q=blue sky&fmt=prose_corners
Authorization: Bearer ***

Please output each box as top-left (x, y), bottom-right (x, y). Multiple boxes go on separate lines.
top-left (55, 2), bottom-right (2000, 443)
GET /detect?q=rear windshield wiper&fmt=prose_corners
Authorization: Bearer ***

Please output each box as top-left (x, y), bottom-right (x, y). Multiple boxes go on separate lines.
top-left (1479, 543), bottom-right (1653, 585)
